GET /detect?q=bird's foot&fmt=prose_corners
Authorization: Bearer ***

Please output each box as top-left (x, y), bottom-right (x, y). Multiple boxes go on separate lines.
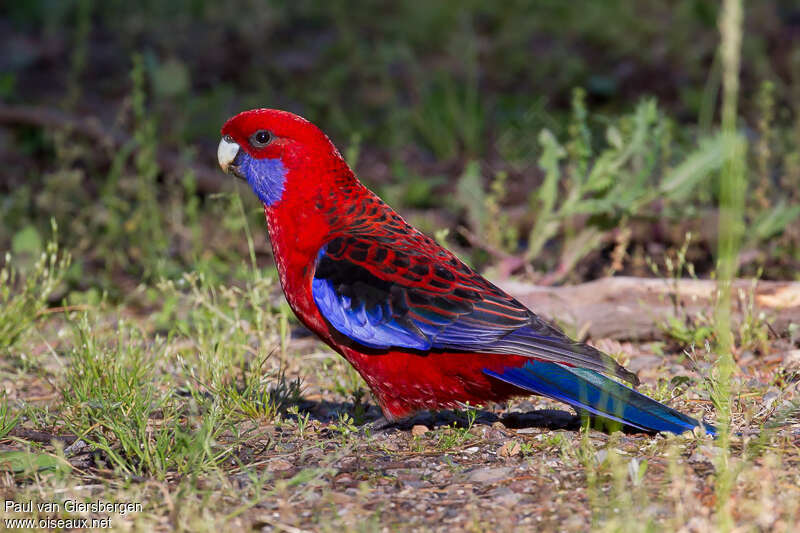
top-left (362, 416), bottom-right (399, 434)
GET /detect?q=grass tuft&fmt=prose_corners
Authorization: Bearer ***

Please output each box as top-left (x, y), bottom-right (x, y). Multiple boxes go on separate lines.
top-left (0, 220), bottom-right (70, 351)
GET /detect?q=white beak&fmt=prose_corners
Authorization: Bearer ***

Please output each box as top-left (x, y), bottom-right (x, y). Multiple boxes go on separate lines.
top-left (217, 136), bottom-right (241, 173)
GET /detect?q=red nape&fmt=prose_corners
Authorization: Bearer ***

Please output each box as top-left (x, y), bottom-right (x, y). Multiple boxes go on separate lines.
top-left (339, 348), bottom-right (531, 420)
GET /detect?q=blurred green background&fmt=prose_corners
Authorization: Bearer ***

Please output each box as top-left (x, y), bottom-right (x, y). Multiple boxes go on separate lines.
top-left (2, 0), bottom-right (799, 300)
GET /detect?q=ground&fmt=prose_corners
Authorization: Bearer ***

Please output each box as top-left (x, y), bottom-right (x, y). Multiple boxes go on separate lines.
top-left (1, 269), bottom-right (799, 531)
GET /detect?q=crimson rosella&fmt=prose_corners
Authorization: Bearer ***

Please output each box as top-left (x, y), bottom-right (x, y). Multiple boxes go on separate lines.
top-left (217, 109), bottom-right (714, 435)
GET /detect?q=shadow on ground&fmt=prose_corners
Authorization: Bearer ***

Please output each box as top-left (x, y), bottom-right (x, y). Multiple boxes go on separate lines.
top-left (294, 398), bottom-right (583, 432)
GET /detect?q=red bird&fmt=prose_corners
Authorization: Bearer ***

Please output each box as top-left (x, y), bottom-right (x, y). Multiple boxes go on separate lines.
top-left (218, 109), bottom-right (714, 435)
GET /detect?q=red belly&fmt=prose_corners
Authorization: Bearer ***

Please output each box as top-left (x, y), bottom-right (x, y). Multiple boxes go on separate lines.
top-left (339, 348), bottom-right (531, 420)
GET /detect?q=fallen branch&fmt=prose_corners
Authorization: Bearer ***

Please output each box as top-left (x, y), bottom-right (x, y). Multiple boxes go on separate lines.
top-left (7, 427), bottom-right (78, 446)
top-left (499, 276), bottom-right (800, 341)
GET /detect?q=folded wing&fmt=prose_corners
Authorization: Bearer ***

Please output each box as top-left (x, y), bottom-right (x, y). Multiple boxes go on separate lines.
top-left (312, 235), bottom-right (638, 385)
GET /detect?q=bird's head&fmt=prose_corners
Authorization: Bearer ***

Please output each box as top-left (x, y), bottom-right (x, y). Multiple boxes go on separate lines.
top-left (218, 108), bottom-right (350, 207)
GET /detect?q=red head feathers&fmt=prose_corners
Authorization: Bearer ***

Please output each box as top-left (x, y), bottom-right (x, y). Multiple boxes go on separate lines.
top-left (218, 108), bottom-right (351, 207)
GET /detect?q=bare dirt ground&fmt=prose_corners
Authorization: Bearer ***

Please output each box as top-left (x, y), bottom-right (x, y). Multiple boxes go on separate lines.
top-left (3, 291), bottom-right (799, 532)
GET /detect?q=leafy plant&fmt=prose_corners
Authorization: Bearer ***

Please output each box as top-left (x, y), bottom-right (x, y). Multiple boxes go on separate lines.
top-left (286, 405), bottom-right (312, 439)
top-left (525, 96), bottom-right (732, 278)
top-left (329, 412), bottom-right (358, 443)
top-left (435, 403), bottom-right (479, 451)
top-left (0, 220), bottom-right (70, 350)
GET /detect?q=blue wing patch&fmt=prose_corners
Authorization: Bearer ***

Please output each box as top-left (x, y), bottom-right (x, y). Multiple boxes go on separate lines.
top-left (312, 276), bottom-right (433, 350)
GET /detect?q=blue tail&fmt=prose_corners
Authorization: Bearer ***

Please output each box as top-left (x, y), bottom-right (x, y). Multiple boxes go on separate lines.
top-left (484, 361), bottom-right (715, 436)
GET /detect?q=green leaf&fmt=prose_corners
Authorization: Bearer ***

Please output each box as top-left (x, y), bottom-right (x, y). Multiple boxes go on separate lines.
top-left (11, 226), bottom-right (42, 257)
top-left (749, 201), bottom-right (800, 242)
top-left (456, 160), bottom-right (487, 233)
top-left (537, 129), bottom-right (564, 212)
top-left (659, 134), bottom-right (728, 199)
top-left (0, 450), bottom-right (70, 473)
top-left (524, 130), bottom-right (566, 261)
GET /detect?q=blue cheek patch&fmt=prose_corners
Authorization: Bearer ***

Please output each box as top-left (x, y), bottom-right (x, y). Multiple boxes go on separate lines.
top-left (236, 153), bottom-right (287, 206)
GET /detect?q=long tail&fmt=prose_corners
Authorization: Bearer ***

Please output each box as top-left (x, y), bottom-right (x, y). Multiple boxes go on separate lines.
top-left (484, 361), bottom-right (715, 436)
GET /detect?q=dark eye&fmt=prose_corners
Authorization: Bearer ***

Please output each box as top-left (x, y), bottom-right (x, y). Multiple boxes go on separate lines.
top-left (250, 130), bottom-right (272, 148)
